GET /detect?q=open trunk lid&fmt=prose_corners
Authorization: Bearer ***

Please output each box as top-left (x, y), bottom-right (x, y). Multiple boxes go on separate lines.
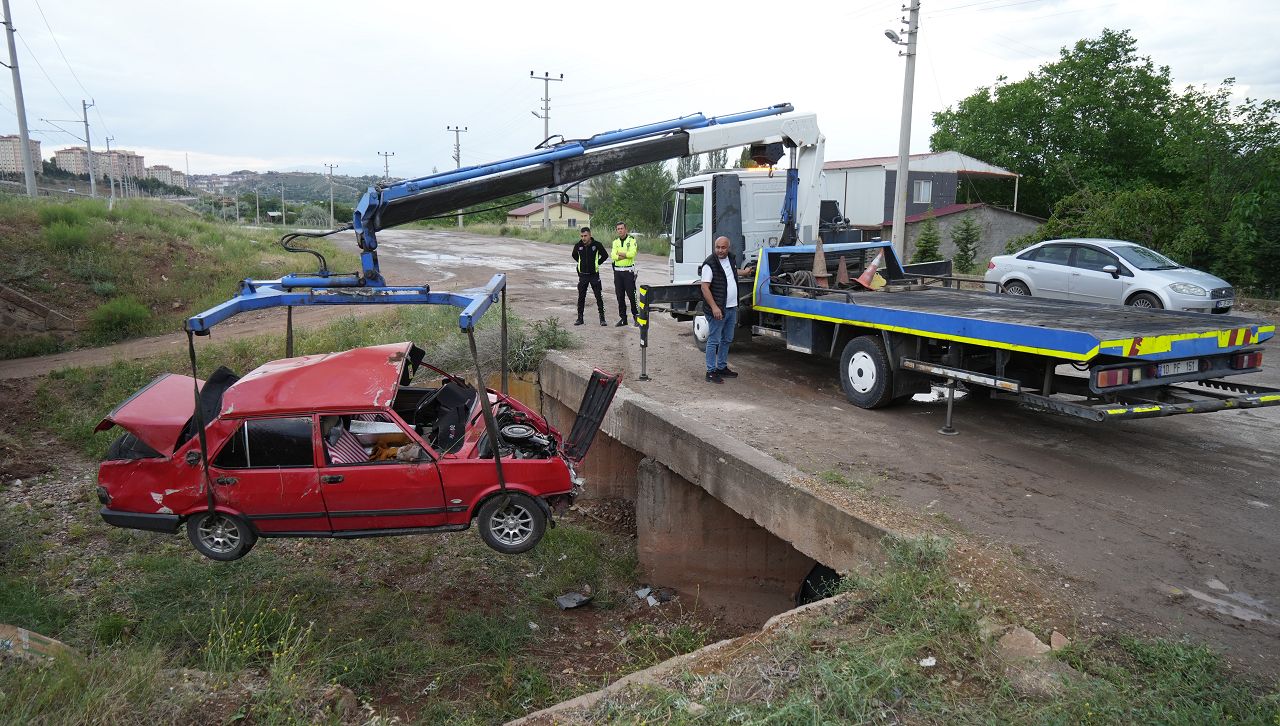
top-left (562, 369), bottom-right (622, 462)
top-left (94, 373), bottom-right (200, 456)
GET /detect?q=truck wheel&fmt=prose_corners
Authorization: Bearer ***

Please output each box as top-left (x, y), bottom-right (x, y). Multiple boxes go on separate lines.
top-left (186, 511), bottom-right (257, 561)
top-left (477, 492), bottom-right (546, 554)
top-left (1002, 280), bottom-right (1030, 296)
top-left (1126, 292), bottom-right (1162, 309)
top-left (839, 336), bottom-right (894, 409)
top-left (692, 315), bottom-right (709, 352)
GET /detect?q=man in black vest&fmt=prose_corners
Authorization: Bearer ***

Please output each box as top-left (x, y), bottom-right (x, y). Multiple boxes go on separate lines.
top-left (699, 236), bottom-right (755, 383)
top-left (571, 226), bottom-right (609, 326)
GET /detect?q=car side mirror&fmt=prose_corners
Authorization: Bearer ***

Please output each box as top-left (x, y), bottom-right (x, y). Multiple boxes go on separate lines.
top-left (1102, 264), bottom-right (1119, 279)
top-left (184, 450), bottom-right (202, 466)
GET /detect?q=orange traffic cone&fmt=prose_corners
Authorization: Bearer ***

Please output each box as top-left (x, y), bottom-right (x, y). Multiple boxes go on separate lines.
top-left (855, 250), bottom-right (886, 290)
top-left (836, 256), bottom-right (851, 285)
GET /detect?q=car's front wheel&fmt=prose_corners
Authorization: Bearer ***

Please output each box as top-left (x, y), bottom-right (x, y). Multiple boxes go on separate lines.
top-left (186, 511), bottom-right (257, 561)
top-left (1002, 280), bottom-right (1031, 296)
top-left (1126, 292), bottom-right (1163, 309)
top-left (477, 493), bottom-right (546, 554)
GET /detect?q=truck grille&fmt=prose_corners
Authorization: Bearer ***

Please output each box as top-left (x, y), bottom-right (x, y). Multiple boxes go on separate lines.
top-left (1210, 287), bottom-right (1233, 300)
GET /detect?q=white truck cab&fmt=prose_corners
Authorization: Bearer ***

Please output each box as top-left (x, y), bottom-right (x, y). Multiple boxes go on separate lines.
top-left (668, 170), bottom-right (793, 283)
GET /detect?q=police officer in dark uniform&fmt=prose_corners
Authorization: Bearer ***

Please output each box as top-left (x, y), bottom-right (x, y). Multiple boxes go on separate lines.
top-left (571, 226), bottom-right (609, 326)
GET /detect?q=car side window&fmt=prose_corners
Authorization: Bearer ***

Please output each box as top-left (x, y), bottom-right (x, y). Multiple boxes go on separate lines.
top-left (321, 412), bottom-right (422, 466)
top-left (214, 416), bottom-right (314, 469)
top-left (1022, 245), bottom-right (1072, 265)
top-left (1071, 247), bottom-right (1117, 272)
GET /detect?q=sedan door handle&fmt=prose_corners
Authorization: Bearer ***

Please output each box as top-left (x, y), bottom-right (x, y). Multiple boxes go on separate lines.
top-left (214, 477), bottom-right (238, 486)
top-left (321, 475), bottom-right (344, 484)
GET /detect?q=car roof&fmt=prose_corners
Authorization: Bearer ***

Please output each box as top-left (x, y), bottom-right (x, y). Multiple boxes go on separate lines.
top-left (219, 341), bottom-right (414, 417)
top-left (1041, 238), bottom-right (1136, 249)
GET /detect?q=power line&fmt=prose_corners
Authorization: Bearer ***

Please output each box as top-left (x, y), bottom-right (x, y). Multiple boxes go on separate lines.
top-left (30, 0), bottom-right (90, 97)
top-left (14, 29), bottom-right (73, 114)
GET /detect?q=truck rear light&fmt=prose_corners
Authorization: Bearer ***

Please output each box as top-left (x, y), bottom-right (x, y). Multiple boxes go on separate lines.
top-left (1096, 368), bottom-right (1131, 388)
top-left (1232, 351), bottom-right (1263, 369)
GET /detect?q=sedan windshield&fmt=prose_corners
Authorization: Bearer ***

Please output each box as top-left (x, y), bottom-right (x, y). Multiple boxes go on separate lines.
top-left (1112, 245), bottom-right (1181, 271)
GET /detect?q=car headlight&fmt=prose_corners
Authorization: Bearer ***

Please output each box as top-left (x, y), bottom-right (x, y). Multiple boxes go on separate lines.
top-left (1169, 282), bottom-right (1207, 296)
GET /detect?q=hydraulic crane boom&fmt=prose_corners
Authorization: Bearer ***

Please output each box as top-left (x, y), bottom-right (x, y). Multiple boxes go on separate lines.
top-left (186, 103), bottom-right (822, 334)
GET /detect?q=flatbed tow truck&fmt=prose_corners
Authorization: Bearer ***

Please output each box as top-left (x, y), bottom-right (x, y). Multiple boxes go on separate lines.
top-left (638, 239), bottom-right (1277, 425)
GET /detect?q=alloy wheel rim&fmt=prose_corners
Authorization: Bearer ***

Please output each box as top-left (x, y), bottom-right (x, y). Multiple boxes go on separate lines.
top-left (199, 515), bottom-right (240, 553)
top-left (491, 504), bottom-right (534, 545)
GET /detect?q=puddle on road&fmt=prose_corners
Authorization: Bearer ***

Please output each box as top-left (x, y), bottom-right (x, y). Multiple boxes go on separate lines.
top-left (1164, 580), bottom-right (1275, 625)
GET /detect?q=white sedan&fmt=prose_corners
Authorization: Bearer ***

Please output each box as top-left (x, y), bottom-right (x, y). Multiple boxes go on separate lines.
top-left (985, 238), bottom-right (1234, 314)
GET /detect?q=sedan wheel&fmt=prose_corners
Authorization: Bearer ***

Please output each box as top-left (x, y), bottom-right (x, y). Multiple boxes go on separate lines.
top-left (186, 511), bottom-right (257, 561)
top-left (478, 492), bottom-right (547, 554)
top-left (1127, 292), bottom-right (1163, 309)
top-left (1002, 281), bottom-right (1030, 296)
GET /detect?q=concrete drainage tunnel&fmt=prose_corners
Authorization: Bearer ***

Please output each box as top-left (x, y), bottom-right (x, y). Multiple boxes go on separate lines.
top-left (535, 353), bottom-right (889, 629)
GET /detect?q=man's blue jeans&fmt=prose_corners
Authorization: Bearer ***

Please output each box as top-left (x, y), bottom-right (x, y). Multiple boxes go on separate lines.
top-left (705, 306), bottom-right (738, 371)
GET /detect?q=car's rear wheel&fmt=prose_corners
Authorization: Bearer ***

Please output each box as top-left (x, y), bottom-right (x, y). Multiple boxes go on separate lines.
top-left (1126, 292), bottom-right (1163, 309)
top-left (186, 511), bottom-right (257, 561)
top-left (1002, 280), bottom-right (1030, 296)
top-left (477, 493), bottom-right (546, 554)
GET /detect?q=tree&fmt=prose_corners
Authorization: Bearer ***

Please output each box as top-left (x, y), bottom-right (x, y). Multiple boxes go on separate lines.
top-left (675, 154), bottom-right (701, 182)
top-left (950, 215), bottom-right (982, 273)
top-left (706, 148), bottom-right (728, 171)
top-left (609, 162), bottom-right (673, 235)
top-left (931, 29), bottom-right (1174, 217)
top-left (910, 213), bottom-right (941, 263)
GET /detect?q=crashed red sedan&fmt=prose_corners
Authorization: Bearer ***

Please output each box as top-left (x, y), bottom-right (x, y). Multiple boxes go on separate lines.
top-left (95, 342), bottom-right (618, 561)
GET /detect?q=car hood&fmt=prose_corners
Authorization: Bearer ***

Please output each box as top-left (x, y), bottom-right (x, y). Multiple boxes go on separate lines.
top-left (94, 373), bottom-right (199, 456)
top-left (1144, 267), bottom-right (1230, 290)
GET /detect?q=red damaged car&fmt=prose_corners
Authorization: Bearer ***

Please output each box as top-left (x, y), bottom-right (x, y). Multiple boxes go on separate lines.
top-left (95, 342), bottom-right (619, 561)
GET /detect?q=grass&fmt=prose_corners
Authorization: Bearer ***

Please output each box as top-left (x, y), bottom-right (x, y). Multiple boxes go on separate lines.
top-left (0, 194), bottom-right (359, 356)
top-left (0, 467), bottom-right (675, 724)
top-left (585, 534), bottom-right (1280, 725)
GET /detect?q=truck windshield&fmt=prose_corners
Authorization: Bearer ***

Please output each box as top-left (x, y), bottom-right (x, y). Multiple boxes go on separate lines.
top-left (1113, 245), bottom-right (1182, 271)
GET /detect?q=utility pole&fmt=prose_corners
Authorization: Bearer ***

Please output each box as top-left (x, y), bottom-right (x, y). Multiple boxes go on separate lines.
top-left (887, 0), bottom-right (920, 263)
top-left (378, 151), bottom-right (395, 181)
top-left (323, 163), bottom-right (338, 227)
top-left (447, 125), bottom-right (467, 228)
top-left (2, 0), bottom-right (36, 196)
top-left (81, 99), bottom-right (96, 198)
top-left (280, 183), bottom-right (286, 226)
top-left (254, 188), bottom-right (260, 225)
top-left (530, 71), bottom-right (563, 229)
top-left (104, 136), bottom-right (117, 206)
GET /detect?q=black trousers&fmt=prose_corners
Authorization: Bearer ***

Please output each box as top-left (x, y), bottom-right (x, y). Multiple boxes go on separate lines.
top-left (576, 273), bottom-right (604, 320)
top-left (613, 267), bottom-right (638, 320)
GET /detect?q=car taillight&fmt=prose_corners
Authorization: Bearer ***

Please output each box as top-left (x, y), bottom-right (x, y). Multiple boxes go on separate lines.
top-left (1232, 351), bottom-right (1263, 369)
top-left (1096, 368), bottom-right (1131, 388)
top-left (987, 260), bottom-right (996, 270)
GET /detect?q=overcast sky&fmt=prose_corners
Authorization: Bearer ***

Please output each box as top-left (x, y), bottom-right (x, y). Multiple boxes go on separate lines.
top-left (3, 0), bottom-right (1278, 180)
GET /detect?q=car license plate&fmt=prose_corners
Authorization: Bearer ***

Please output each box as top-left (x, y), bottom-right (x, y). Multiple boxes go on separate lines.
top-left (1216, 299), bottom-right (1233, 308)
top-left (1157, 360), bottom-right (1199, 376)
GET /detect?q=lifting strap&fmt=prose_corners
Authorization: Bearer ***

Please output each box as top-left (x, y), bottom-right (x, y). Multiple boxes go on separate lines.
top-left (186, 330), bottom-right (217, 515)
top-left (466, 326), bottom-right (509, 497)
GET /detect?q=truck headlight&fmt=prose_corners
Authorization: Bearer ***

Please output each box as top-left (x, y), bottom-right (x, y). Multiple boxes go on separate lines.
top-left (1169, 282), bottom-right (1207, 296)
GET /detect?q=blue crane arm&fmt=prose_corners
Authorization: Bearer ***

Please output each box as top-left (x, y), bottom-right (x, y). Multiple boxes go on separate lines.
top-left (187, 104), bottom-right (794, 335)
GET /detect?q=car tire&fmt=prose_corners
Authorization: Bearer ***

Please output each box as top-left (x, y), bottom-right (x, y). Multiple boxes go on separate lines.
top-left (477, 492), bottom-right (546, 555)
top-left (186, 511), bottom-right (257, 561)
top-left (1126, 292), bottom-right (1163, 309)
top-left (839, 336), bottom-right (894, 409)
top-left (1002, 280), bottom-right (1031, 296)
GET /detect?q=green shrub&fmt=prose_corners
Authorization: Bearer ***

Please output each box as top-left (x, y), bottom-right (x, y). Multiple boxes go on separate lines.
top-left (38, 204), bottom-right (86, 227)
top-left (0, 334), bottom-right (66, 360)
top-left (43, 221), bottom-right (90, 251)
top-left (91, 280), bottom-right (117, 296)
top-left (67, 249), bottom-right (114, 282)
top-left (88, 297), bottom-right (152, 342)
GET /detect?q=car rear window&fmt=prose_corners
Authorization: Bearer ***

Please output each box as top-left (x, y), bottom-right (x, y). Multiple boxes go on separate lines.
top-left (214, 416), bottom-right (314, 468)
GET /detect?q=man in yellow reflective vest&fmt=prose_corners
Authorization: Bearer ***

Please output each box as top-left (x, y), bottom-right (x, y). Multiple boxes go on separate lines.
top-left (610, 220), bottom-right (640, 327)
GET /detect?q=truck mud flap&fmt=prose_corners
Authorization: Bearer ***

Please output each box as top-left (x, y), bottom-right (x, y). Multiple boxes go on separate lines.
top-left (563, 369), bottom-right (622, 462)
top-left (1014, 379), bottom-right (1280, 421)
